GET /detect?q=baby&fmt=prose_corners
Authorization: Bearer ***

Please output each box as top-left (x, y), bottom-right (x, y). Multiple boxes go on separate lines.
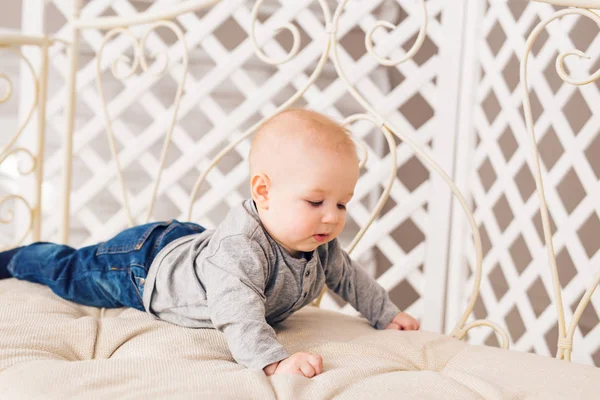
top-left (0, 108), bottom-right (419, 378)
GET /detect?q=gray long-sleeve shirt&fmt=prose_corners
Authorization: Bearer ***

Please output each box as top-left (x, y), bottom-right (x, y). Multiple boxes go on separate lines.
top-left (142, 199), bottom-right (400, 370)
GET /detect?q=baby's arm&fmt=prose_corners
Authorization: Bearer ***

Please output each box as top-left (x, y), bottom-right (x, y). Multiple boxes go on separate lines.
top-left (202, 236), bottom-right (323, 377)
top-left (323, 239), bottom-right (418, 330)
top-left (204, 256), bottom-right (288, 369)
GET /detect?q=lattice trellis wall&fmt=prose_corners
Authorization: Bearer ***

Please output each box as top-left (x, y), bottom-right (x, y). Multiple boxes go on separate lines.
top-left (448, 0), bottom-right (600, 366)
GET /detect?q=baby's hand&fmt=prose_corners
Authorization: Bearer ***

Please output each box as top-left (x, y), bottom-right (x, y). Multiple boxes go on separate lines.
top-left (271, 352), bottom-right (323, 378)
top-left (385, 312), bottom-right (420, 331)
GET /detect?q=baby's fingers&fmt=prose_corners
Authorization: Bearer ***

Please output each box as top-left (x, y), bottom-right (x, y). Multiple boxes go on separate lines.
top-left (404, 320), bottom-right (420, 330)
top-left (300, 362), bottom-right (316, 378)
top-left (308, 353), bottom-right (323, 375)
top-left (386, 322), bottom-right (401, 330)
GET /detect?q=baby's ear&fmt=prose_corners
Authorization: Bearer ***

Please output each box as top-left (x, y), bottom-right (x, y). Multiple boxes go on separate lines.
top-left (251, 173), bottom-right (270, 209)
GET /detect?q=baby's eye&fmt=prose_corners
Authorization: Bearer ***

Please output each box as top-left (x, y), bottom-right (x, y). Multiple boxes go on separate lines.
top-left (337, 204), bottom-right (347, 210)
top-left (307, 200), bottom-right (323, 207)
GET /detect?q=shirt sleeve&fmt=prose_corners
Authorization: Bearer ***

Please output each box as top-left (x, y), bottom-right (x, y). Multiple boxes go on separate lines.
top-left (323, 239), bottom-right (400, 329)
top-left (202, 235), bottom-right (289, 370)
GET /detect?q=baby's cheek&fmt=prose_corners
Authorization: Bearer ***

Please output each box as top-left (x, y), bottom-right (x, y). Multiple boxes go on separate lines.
top-left (290, 218), bottom-right (313, 238)
top-left (290, 221), bottom-right (310, 237)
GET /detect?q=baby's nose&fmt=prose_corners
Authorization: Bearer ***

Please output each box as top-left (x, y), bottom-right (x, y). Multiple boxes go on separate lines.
top-left (322, 210), bottom-right (339, 224)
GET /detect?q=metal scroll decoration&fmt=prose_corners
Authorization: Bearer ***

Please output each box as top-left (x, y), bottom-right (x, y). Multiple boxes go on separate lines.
top-left (520, 4), bottom-right (600, 362)
top-left (0, 46), bottom-right (39, 250)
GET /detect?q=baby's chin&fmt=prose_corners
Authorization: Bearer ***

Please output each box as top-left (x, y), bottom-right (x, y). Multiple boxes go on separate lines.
top-left (284, 235), bottom-right (337, 256)
top-left (300, 238), bottom-right (334, 252)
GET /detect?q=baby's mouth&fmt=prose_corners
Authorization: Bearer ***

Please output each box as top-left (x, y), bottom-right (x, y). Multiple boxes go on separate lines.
top-left (313, 234), bottom-right (329, 242)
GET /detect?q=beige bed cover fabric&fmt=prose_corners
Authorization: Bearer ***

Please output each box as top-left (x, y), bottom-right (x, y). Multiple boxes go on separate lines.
top-left (1, 279), bottom-right (599, 399)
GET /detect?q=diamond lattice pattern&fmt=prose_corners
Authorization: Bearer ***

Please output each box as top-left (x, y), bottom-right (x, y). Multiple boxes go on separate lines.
top-left (460, 0), bottom-right (600, 365)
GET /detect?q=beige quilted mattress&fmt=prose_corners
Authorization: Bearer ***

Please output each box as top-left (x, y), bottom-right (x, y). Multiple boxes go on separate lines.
top-left (1, 278), bottom-right (599, 399)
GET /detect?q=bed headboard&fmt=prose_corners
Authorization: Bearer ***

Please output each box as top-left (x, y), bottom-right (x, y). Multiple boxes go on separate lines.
top-left (1, 0), bottom-right (598, 365)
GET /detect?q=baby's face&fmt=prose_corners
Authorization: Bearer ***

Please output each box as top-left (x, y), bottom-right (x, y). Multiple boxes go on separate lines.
top-left (260, 147), bottom-right (359, 257)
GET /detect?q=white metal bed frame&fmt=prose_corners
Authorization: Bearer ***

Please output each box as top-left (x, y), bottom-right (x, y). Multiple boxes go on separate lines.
top-left (0, 0), bottom-right (598, 364)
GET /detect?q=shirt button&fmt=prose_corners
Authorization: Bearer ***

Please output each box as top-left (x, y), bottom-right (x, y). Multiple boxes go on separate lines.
top-left (305, 270), bottom-right (310, 277)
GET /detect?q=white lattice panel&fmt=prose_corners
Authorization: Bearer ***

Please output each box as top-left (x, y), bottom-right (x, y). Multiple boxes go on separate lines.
top-left (450, 0), bottom-right (600, 365)
top-left (24, 0), bottom-right (457, 328)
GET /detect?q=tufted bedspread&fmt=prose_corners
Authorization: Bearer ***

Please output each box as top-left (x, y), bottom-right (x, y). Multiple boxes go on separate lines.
top-left (1, 278), bottom-right (599, 399)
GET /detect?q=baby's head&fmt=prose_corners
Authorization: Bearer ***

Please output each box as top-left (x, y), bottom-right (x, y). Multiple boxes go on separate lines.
top-left (249, 108), bottom-right (359, 257)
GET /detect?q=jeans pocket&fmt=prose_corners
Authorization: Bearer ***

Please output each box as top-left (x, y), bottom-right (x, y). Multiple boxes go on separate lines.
top-left (96, 221), bottom-right (172, 255)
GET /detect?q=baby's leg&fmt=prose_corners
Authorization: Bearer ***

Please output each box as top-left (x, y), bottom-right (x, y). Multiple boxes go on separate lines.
top-left (0, 247), bottom-right (23, 279)
top-left (7, 220), bottom-right (205, 310)
top-left (7, 241), bottom-right (137, 309)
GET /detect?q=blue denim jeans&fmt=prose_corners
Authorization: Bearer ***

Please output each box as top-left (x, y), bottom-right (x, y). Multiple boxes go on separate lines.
top-left (8, 220), bottom-right (205, 310)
